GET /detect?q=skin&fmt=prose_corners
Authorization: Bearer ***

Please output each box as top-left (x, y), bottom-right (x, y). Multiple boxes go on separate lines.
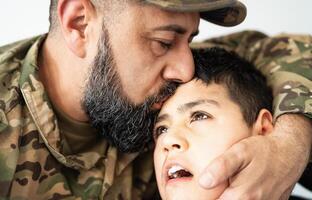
top-left (37, 0), bottom-right (312, 198)
top-left (39, 0), bottom-right (199, 123)
top-left (154, 80), bottom-right (273, 200)
top-left (204, 114), bottom-right (312, 200)
top-left (107, 4), bottom-right (200, 105)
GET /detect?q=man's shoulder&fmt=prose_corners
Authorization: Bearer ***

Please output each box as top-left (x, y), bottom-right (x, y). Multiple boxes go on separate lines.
top-left (1, 36), bottom-right (41, 57)
top-left (0, 36), bottom-right (43, 83)
top-left (0, 35), bottom-right (43, 132)
top-left (191, 30), bottom-right (268, 50)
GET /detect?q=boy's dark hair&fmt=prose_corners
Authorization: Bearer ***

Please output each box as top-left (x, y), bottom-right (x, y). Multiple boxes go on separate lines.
top-left (193, 47), bottom-right (273, 126)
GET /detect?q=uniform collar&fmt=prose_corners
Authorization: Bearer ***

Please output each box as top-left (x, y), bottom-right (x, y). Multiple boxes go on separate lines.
top-left (18, 34), bottom-right (140, 171)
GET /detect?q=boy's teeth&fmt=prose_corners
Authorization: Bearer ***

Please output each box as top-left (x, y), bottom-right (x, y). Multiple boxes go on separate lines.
top-left (168, 165), bottom-right (185, 176)
top-left (167, 165), bottom-right (193, 179)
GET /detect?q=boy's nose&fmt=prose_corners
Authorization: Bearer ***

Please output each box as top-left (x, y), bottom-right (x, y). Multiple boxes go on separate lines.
top-left (162, 131), bottom-right (189, 153)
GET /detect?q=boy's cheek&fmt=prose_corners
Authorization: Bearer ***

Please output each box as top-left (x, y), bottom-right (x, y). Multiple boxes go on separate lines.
top-left (153, 149), bottom-right (167, 199)
top-left (190, 142), bottom-right (232, 173)
top-left (153, 146), bottom-right (164, 179)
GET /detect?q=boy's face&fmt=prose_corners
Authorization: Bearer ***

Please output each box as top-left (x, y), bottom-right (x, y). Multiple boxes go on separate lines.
top-left (153, 79), bottom-right (255, 200)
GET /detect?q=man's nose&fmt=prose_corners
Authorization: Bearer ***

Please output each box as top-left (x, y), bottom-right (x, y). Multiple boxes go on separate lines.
top-left (162, 46), bottom-right (195, 83)
top-left (161, 130), bottom-right (189, 153)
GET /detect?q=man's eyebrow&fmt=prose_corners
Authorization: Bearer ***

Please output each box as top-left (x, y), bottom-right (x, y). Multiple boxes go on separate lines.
top-left (155, 113), bottom-right (169, 124)
top-left (152, 24), bottom-right (199, 37)
top-left (178, 99), bottom-right (220, 113)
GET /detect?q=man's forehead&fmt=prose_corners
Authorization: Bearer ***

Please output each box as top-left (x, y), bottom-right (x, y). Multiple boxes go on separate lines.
top-left (150, 24), bottom-right (199, 37)
top-left (137, 5), bottom-right (200, 36)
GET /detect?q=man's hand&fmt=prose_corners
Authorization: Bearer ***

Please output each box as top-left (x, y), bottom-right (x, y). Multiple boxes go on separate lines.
top-left (198, 114), bottom-right (312, 200)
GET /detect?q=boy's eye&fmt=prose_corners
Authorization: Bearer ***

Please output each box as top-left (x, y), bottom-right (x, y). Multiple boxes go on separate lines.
top-left (153, 125), bottom-right (168, 139)
top-left (190, 111), bottom-right (211, 123)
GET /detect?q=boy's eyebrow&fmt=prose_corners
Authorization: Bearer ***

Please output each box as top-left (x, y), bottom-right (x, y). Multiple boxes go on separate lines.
top-left (155, 99), bottom-right (219, 124)
top-left (155, 113), bottom-right (169, 124)
top-left (177, 99), bottom-right (220, 113)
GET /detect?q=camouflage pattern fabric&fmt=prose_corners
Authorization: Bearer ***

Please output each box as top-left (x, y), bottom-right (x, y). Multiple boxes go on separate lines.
top-left (191, 31), bottom-right (312, 120)
top-left (0, 36), bottom-right (156, 200)
top-left (0, 30), bottom-right (311, 199)
top-left (192, 31), bottom-right (312, 163)
top-left (144, 0), bottom-right (246, 27)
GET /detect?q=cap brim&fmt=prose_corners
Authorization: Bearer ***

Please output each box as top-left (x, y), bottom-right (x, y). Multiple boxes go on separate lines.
top-left (144, 0), bottom-right (247, 27)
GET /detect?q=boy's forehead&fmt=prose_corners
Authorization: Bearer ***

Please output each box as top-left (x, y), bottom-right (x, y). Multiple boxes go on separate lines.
top-left (160, 80), bottom-right (227, 113)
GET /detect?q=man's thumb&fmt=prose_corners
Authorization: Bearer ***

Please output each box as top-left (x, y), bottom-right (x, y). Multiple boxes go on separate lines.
top-left (199, 148), bottom-right (246, 189)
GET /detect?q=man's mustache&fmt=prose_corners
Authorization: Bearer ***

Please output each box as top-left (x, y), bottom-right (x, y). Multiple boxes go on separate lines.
top-left (149, 82), bottom-right (179, 107)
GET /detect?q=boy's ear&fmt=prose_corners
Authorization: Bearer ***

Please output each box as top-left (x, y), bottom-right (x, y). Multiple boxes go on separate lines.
top-left (252, 109), bottom-right (274, 136)
top-left (57, 0), bottom-right (96, 58)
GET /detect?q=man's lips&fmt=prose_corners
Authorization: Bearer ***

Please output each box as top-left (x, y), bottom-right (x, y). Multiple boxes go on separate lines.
top-left (152, 96), bottom-right (170, 110)
top-left (152, 101), bottom-right (164, 110)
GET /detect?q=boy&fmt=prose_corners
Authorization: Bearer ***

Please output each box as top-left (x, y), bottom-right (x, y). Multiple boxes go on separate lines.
top-left (153, 47), bottom-right (274, 200)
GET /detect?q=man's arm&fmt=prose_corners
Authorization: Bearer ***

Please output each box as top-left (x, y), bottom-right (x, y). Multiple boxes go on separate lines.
top-left (192, 31), bottom-right (312, 120)
top-left (191, 31), bottom-right (312, 199)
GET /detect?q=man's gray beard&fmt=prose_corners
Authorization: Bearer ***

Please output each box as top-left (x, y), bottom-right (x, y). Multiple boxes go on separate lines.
top-left (82, 26), bottom-right (178, 153)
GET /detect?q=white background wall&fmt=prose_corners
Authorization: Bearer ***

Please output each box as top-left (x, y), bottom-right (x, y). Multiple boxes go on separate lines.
top-left (0, 0), bottom-right (311, 198)
top-left (196, 0), bottom-right (312, 41)
top-left (0, 0), bottom-right (311, 45)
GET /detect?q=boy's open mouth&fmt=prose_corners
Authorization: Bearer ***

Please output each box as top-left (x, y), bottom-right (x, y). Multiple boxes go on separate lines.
top-left (167, 165), bottom-right (193, 180)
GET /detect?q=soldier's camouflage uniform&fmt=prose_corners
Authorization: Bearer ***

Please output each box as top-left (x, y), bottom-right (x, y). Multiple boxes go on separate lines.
top-left (0, 30), bottom-right (311, 200)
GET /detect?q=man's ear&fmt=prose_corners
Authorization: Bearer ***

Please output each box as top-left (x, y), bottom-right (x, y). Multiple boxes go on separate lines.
top-left (252, 109), bottom-right (274, 136)
top-left (57, 0), bottom-right (96, 58)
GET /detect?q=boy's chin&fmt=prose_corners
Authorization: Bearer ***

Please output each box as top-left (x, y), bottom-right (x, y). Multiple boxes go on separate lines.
top-left (161, 184), bottom-right (226, 200)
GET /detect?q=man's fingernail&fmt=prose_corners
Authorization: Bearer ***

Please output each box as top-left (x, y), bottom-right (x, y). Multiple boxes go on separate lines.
top-left (199, 173), bottom-right (214, 188)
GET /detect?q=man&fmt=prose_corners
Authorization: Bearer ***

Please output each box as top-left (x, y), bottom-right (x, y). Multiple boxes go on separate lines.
top-left (0, 0), bottom-right (311, 199)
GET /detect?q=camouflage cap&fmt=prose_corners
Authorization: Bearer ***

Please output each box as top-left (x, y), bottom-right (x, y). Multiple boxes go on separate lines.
top-left (144, 0), bottom-right (247, 27)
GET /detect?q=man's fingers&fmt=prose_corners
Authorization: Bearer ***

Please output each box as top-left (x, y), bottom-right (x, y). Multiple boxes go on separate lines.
top-left (199, 142), bottom-right (251, 189)
top-left (217, 183), bottom-right (295, 200)
top-left (217, 187), bottom-right (241, 200)
top-left (218, 187), bottom-right (260, 200)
